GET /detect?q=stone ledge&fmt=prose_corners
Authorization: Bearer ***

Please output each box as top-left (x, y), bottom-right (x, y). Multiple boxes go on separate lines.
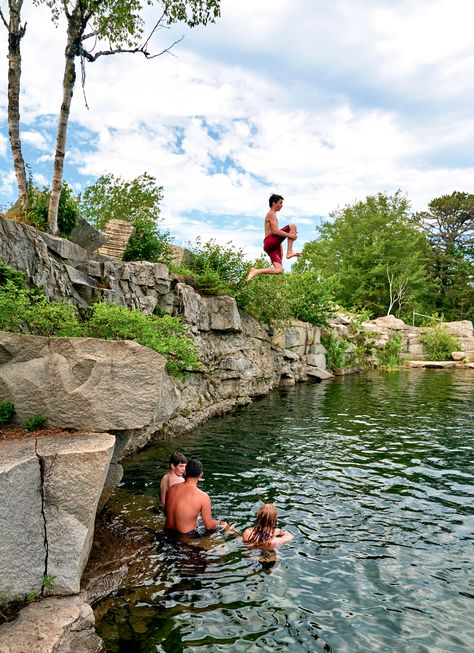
top-left (0, 593), bottom-right (103, 653)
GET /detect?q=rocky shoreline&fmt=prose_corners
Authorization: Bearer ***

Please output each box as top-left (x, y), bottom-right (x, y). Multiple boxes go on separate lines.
top-left (1, 217), bottom-right (473, 652)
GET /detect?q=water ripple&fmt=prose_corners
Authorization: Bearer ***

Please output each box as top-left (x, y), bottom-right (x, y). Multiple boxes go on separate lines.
top-left (96, 370), bottom-right (474, 652)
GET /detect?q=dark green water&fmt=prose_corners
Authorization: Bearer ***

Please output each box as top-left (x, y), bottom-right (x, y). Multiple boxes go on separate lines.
top-left (96, 370), bottom-right (474, 653)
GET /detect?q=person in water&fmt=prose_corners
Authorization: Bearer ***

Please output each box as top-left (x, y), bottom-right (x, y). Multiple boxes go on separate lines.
top-left (246, 194), bottom-right (300, 281)
top-left (160, 452), bottom-right (187, 507)
top-left (165, 459), bottom-right (229, 537)
top-left (242, 503), bottom-right (293, 548)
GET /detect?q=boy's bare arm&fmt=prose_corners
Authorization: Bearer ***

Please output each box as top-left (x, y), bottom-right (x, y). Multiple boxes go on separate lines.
top-left (268, 213), bottom-right (295, 239)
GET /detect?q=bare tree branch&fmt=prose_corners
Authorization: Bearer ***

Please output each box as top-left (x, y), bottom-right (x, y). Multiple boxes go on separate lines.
top-left (82, 35), bottom-right (184, 62)
top-left (0, 7), bottom-right (8, 29)
top-left (145, 36), bottom-right (184, 59)
top-left (142, 12), bottom-right (167, 50)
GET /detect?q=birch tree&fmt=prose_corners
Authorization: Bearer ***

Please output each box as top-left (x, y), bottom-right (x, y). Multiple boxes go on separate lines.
top-left (1, 0), bottom-right (28, 209)
top-left (39, 0), bottom-right (221, 234)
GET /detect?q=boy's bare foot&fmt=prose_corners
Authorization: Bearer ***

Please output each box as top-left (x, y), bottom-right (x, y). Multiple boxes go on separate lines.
top-left (286, 252), bottom-right (301, 259)
top-left (246, 268), bottom-right (258, 281)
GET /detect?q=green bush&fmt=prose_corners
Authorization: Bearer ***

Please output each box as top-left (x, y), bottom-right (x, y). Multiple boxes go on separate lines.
top-left (194, 269), bottom-right (232, 296)
top-left (187, 238), bottom-right (248, 290)
top-left (420, 326), bottom-right (460, 361)
top-left (24, 414), bottom-right (47, 431)
top-left (123, 214), bottom-right (171, 264)
top-left (0, 282), bottom-right (84, 336)
top-left (376, 333), bottom-right (403, 368)
top-left (235, 273), bottom-right (293, 328)
top-left (322, 332), bottom-right (347, 369)
top-left (27, 180), bottom-right (79, 237)
top-left (0, 263), bottom-right (25, 289)
top-left (284, 271), bottom-right (334, 326)
top-left (0, 401), bottom-right (15, 425)
top-left (0, 268), bottom-right (200, 376)
top-left (85, 302), bottom-right (201, 376)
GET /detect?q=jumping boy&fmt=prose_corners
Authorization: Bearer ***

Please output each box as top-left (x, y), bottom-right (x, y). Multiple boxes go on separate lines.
top-left (246, 194), bottom-right (299, 281)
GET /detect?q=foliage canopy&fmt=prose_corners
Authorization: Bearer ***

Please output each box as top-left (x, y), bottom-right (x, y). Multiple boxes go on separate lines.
top-left (294, 191), bottom-right (432, 319)
top-left (79, 172), bottom-right (171, 263)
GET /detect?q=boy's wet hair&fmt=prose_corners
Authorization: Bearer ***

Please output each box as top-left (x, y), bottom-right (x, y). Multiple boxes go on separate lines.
top-left (169, 452), bottom-right (187, 467)
top-left (269, 193), bottom-right (284, 207)
top-left (185, 459), bottom-right (204, 478)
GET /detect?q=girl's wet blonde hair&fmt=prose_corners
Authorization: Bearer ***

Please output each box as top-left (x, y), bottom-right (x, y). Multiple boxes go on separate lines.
top-left (247, 503), bottom-right (278, 543)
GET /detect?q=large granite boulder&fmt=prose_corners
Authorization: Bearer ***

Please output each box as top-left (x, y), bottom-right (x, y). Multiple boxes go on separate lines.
top-left (0, 593), bottom-right (102, 653)
top-left (0, 434), bottom-right (114, 599)
top-left (440, 320), bottom-right (474, 354)
top-left (0, 333), bottom-right (180, 431)
top-left (0, 441), bottom-right (45, 597)
top-left (37, 434), bottom-right (115, 595)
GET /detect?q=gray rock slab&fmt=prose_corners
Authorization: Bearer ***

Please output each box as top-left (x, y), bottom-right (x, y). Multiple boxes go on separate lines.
top-left (409, 360), bottom-right (457, 368)
top-left (305, 366), bottom-right (333, 380)
top-left (0, 333), bottom-right (179, 431)
top-left (37, 433), bottom-right (115, 595)
top-left (305, 353), bottom-right (327, 368)
top-left (37, 232), bottom-right (90, 263)
top-left (69, 217), bottom-right (106, 253)
top-left (0, 593), bottom-right (103, 653)
top-left (0, 440), bottom-right (45, 599)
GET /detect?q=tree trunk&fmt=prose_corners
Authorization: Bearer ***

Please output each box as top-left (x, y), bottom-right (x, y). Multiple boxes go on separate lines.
top-left (7, 0), bottom-right (28, 210)
top-left (48, 5), bottom-right (82, 235)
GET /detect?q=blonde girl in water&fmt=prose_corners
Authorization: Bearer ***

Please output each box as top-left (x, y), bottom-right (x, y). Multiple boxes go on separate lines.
top-left (242, 504), bottom-right (293, 548)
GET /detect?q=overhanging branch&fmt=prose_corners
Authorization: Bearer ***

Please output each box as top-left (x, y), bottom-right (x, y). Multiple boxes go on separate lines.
top-left (81, 35), bottom-right (184, 62)
top-left (0, 7), bottom-right (8, 29)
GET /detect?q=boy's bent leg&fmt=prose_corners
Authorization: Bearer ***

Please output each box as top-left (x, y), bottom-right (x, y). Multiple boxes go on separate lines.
top-left (286, 224), bottom-right (300, 259)
top-left (246, 262), bottom-right (283, 280)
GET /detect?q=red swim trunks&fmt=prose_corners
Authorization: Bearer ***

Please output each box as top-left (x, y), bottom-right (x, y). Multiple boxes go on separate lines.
top-left (263, 225), bottom-right (290, 265)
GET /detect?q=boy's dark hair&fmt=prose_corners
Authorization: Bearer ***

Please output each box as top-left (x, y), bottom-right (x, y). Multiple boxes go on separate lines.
top-left (169, 452), bottom-right (187, 467)
top-left (269, 193), bottom-right (284, 207)
top-left (185, 459), bottom-right (203, 478)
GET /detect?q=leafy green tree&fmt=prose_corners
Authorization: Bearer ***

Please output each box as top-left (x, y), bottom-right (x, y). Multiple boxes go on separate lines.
top-left (413, 192), bottom-right (474, 321)
top-left (26, 178), bottom-right (79, 237)
top-left (38, 0), bottom-right (221, 235)
top-left (295, 192), bottom-right (432, 319)
top-left (79, 172), bottom-right (170, 262)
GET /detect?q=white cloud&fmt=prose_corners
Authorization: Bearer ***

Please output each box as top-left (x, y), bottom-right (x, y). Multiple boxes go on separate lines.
top-left (1, 0), bottom-right (474, 258)
top-left (22, 131), bottom-right (50, 151)
top-left (0, 170), bottom-right (16, 202)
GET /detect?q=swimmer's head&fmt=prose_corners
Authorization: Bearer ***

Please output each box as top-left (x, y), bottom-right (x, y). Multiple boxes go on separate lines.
top-left (169, 452), bottom-right (187, 468)
top-left (269, 193), bottom-right (284, 208)
top-left (185, 459), bottom-right (204, 478)
top-left (256, 503), bottom-right (278, 529)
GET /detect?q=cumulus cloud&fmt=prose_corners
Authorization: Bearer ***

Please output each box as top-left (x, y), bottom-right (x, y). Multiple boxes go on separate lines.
top-left (1, 0), bottom-right (474, 257)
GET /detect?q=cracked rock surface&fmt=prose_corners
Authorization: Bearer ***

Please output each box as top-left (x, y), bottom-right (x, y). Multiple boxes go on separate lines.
top-left (0, 434), bottom-right (115, 600)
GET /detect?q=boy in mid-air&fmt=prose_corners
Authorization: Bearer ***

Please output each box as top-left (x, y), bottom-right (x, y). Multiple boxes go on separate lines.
top-left (246, 194), bottom-right (299, 281)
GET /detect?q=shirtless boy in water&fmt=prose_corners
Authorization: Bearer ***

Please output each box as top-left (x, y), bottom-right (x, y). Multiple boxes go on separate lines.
top-left (246, 194), bottom-right (300, 281)
top-left (160, 452), bottom-right (187, 507)
top-left (165, 459), bottom-right (229, 536)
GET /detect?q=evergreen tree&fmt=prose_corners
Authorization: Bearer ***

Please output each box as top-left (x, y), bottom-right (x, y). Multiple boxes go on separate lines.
top-left (413, 192), bottom-right (474, 321)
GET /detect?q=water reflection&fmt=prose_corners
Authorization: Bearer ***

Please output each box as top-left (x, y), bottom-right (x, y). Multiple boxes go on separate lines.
top-left (95, 370), bottom-right (474, 652)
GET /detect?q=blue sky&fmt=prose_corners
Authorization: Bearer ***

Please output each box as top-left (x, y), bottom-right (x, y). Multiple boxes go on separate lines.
top-left (1, 0), bottom-right (474, 261)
